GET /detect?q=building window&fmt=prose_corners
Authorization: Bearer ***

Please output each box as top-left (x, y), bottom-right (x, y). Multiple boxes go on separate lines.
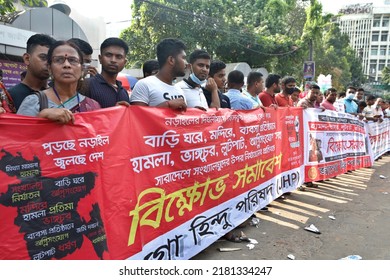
top-left (379, 60), bottom-right (386, 71)
top-left (372, 32), bottom-right (379, 41)
top-left (370, 60), bottom-right (377, 74)
top-left (380, 46), bottom-right (387, 56)
top-left (373, 18), bottom-right (381, 27)
top-left (383, 19), bottom-right (389, 27)
top-left (371, 47), bottom-right (378, 55)
top-left (381, 32), bottom-right (388, 41)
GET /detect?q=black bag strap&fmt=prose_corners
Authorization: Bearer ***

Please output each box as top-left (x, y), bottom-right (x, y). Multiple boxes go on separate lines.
top-left (35, 91), bottom-right (48, 111)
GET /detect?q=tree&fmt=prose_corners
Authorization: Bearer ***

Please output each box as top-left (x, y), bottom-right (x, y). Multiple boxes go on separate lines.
top-left (381, 66), bottom-right (390, 85)
top-left (120, 0), bottom-right (364, 88)
top-left (122, 0), bottom-right (305, 72)
top-left (0, 0), bottom-right (47, 16)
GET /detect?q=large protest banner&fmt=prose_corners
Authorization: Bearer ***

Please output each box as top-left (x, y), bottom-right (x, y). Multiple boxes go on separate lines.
top-left (302, 109), bottom-right (373, 182)
top-left (0, 106), bottom-right (304, 260)
top-left (365, 119), bottom-right (390, 160)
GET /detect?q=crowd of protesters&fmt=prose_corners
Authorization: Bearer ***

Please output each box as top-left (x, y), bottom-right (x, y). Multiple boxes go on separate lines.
top-left (1, 34), bottom-right (389, 243)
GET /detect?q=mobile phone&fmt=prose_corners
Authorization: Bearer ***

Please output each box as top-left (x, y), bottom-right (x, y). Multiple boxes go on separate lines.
top-left (91, 59), bottom-right (99, 68)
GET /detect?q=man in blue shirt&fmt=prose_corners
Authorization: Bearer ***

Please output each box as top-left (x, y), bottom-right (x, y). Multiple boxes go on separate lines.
top-left (242, 71), bottom-right (265, 109)
top-left (344, 86), bottom-right (358, 115)
top-left (225, 70), bottom-right (253, 110)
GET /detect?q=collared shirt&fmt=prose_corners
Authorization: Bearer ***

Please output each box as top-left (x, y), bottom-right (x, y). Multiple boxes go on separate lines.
top-left (344, 98), bottom-right (358, 114)
top-left (297, 97), bottom-right (316, 108)
top-left (176, 79), bottom-right (208, 109)
top-left (362, 105), bottom-right (383, 118)
top-left (275, 92), bottom-right (293, 107)
top-left (259, 90), bottom-right (277, 107)
top-left (83, 73), bottom-right (130, 108)
top-left (321, 99), bottom-right (336, 111)
top-left (225, 89), bottom-right (253, 110)
top-left (243, 89), bottom-right (262, 108)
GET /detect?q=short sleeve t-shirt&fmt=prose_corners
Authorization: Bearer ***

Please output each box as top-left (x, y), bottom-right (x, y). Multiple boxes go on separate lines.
top-left (130, 76), bottom-right (186, 106)
top-left (9, 83), bottom-right (41, 111)
top-left (175, 80), bottom-right (208, 109)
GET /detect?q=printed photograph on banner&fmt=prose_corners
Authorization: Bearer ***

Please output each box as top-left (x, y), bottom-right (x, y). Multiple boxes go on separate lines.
top-left (308, 133), bottom-right (324, 162)
top-left (302, 109), bottom-right (374, 182)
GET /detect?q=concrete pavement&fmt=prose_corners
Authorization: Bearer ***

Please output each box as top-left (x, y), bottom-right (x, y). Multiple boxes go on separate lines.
top-left (192, 155), bottom-right (390, 260)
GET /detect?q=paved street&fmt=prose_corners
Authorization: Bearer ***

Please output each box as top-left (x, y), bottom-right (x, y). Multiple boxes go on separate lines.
top-left (193, 155), bottom-right (390, 260)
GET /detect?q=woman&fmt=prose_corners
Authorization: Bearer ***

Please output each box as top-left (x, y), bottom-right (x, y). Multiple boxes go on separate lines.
top-left (290, 87), bottom-right (300, 107)
top-left (17, 41), bottom-right (100, 123)
top-left (315, 91), bottom-right (324, 108)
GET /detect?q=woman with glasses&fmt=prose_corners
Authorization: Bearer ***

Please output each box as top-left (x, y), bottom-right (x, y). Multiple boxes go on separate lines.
top-left (17, 41), bottom-right (100, 123)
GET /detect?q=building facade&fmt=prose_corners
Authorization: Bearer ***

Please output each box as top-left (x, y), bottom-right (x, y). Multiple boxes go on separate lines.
top-left (0, 1), bottom-right (107, 88)
top-left (337, 2), bottom-right (390, 82)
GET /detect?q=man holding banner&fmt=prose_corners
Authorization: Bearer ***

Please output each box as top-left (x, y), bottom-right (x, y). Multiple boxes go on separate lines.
top-left (130, 38), bottom-right (188, 112)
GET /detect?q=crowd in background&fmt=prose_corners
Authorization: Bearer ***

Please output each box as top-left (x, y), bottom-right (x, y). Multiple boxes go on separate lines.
top-left (0, 34), bottom-right (389, 121)
top-left (1, 34), bottom-right (390, 243)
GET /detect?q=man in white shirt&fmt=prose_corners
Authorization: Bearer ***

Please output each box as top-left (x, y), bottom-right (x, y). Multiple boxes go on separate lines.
top-left (175, 49), bottom-right (219, 110)
top-left (362, 95), bottom-right (383, 122)
top-left (130, 38), bottom-right (188, 111)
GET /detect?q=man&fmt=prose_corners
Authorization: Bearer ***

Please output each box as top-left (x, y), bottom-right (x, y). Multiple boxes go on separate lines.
top-left (333, 91), bottom-right (346, 112)
top-left (224, 70), bottom-right (253, 110)
top-left (362, 95), bottom-right (383, 122)
top-left (275, 76), bottom-right (296, 107)
top-left (259, 74), bottom-right (280, 107)
top-left (354, 87), bottom-right (364, 105)
top-left (130, 38), bottom-right (187, 111)
top-left (297, 84), bottom-right (321, 189)
top-left (175, 49), bottom-right (219, 110)
top-left (67, 38), bottom-right (98, 78)
top-left (9, 34), bottom-right (56, 110)
top-left (20, 71), bottom-right (26, 82)
top-left (321, 88), bottom-right (337, 111)
top-left (344, 86), bottom-right (358, 115)
top-left (83, 37), bottom-right (130, 108)
top-left (243, 72), bottom-right (265, 109)
top-left (142, 59), bottom-right (159, 77)
top-left (297, 84), bottom-right (320, 109)
top-left (377, 98), bottom-right (389, 118)
top-left (384, 100), bottom-right (390, 118)
top-left (202, 60), bottom-right (230, 109)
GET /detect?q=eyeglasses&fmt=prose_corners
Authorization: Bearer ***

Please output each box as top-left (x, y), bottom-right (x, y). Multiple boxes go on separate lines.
top-left (52, 56), bottom-right (80, 66)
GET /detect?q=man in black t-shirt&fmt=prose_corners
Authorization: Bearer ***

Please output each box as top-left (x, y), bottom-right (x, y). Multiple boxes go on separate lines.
top-left (202, 60), bottom-right (230, 109)
top-left (81, 37), bottom-right (130, 108)
top-left (9, 34), bottom-right (56, 111)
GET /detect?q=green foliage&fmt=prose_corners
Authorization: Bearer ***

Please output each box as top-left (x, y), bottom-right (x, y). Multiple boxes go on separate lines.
top-left (382, 92), bottom-right (390, 101)
top-left (120, 0), bottom-right (365, 89)
top-left (0, 0), bottom-right (47, 15)
top-left (381, 66), bottom-right (390, 85)
top-left (122, 0), bottom-right (305, 70)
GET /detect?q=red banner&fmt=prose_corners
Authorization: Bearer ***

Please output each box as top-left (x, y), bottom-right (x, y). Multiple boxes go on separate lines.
top-left (0, 106), bottom-right (303, 260)
top-left (302, 109), bottom-right (373, 182)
